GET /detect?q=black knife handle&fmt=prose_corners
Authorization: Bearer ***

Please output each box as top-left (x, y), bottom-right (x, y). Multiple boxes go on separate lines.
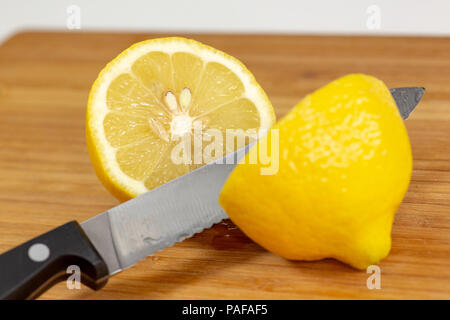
top-left (0, 221), bottom-right (109, 300)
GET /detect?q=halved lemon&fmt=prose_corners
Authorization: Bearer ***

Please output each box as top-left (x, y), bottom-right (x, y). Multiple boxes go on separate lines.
top-left (87, 37), bottom-right (275, 201)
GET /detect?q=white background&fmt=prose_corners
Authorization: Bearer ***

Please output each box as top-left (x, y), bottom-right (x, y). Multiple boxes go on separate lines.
top-left (1, 0), bottom-right (450, 44)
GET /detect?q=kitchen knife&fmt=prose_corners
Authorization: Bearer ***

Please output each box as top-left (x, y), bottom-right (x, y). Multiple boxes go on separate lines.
top-left (0, 87), bottom-right (425, 300)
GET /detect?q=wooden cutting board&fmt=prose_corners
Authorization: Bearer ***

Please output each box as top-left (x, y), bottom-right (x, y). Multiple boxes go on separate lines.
top-left (0, 32), bottom-right (448, 300)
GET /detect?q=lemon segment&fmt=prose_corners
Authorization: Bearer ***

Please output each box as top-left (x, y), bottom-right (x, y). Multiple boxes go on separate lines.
top-left (87, 37), bottom-right (275, 201)
top-left (219, 74), bottom-right (412, 269)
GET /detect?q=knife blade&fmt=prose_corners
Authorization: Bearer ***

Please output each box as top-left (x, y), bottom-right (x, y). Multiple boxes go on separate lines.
top-left (390, 87), bottom-right (425, 119)
top-left (81, 145), bottom-right (249, 276)
top-left (0, 87), bottom-right (424, 299)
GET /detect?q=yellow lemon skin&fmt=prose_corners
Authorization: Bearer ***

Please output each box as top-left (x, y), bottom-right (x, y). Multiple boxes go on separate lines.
top-left (86, 123), bottom-right (134, 202)
top-left (219, 74), bottom-right (412, 269)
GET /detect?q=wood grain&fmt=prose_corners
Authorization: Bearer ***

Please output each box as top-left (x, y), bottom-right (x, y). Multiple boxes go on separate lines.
top-left (0, 31), bottom-right (449, 300)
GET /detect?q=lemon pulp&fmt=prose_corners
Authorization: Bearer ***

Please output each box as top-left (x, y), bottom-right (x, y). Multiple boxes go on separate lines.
top-left (87, 38), bottom-right (275, 200)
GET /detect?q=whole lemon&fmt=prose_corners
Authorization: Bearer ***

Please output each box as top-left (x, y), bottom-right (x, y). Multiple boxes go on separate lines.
top-left (219, 74), bottom-right (412, 269)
